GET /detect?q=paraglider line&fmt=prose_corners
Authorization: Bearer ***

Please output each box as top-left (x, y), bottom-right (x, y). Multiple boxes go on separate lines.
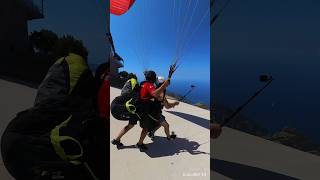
top-left (178, 7), bottom-right (210, 60)
top-left (211, 0), bottom-right (232, 25)
top-left (179, 85), bottom-right (196, 102)
top-left (221, 77), bottom-right (274, 127)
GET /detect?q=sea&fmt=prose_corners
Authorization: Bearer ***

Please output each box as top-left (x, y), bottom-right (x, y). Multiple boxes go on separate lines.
top-left (167, 79), bottom-right (210, 107)
top-left (214, 57), bottom-right (320, 144)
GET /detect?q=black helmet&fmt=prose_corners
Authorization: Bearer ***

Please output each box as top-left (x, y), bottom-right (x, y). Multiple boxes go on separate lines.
top-left (144, 70), bottom-right (157, 83)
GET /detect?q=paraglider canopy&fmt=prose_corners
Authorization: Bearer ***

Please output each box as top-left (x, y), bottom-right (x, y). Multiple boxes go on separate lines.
top-left (110, 0), bottom-right (136, 16)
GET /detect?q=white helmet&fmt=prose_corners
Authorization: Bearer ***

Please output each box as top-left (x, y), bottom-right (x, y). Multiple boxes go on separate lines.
top-left (157, 76), bottom-right (165, 83)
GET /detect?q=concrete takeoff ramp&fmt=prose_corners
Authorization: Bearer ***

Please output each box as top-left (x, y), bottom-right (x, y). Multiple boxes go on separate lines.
top-left (110, 87), bottom-right (210, 180)
top-left (1, 80), bottom-right (320, 180)
top-left (0, 81), bottom-right (211, 180)
top-left (0, 79), bottom-right (37, 179)
top-left (211, 127), bottom-right (320, 180)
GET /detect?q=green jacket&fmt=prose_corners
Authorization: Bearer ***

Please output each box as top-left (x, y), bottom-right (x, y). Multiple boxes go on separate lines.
top-left (33, 53), bottom-right (101, 167)
top-left (34, 53), bottom-right (89, 108)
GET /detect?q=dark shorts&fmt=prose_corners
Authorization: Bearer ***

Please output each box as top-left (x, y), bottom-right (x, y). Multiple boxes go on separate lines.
top-left (158, 114), bottom-right (166, 124)
top-left (136, 112), bottom-right (160, 131)
top-left (128, 116), bottom-right (138, 125)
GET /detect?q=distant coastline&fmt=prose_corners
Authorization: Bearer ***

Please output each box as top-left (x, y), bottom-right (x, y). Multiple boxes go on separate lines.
top-left (167, 79), bottom-right (210, 107)
top-left (108, 73), bottom-right (210, 110)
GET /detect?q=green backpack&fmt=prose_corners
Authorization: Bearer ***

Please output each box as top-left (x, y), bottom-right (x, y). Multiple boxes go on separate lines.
top-left (111, 78), bottom-right (141, 120)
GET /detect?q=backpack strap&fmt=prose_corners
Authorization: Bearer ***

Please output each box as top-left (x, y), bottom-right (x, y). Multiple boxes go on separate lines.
top-left (125, 98), bottom-right (136, 114)
top-left (50, 115), bottom-right (83, 165)
top-left (123, 78), bottom-right (140, 116)
top-left (126, 78), bottom-right (137, 90)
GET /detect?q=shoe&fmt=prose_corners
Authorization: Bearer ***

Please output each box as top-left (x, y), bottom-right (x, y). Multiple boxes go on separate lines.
top-left (136, 143), bottom-right (148, 151)
top-left (111, 139), bottom-right (123, 148)
top-left (170, 131), bottom-right (177, 139)
top-left (170, 134), bottom-right (177, 139)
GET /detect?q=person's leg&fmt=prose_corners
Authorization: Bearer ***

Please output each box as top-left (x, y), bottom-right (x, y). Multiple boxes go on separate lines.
top-left (160, 121), bottom-right (171, 138)
top-left (136, 128), bottom-right (148, 151)
top-left (112, 118), bottom-right (137, 147)
top-left (115, 124), bottom-right (134, 141)
top-left (137, 128), bottom-right (148, 145)
top-left (148, 123), bottom-right (160, 140)
top-left (153, 125), bottom-right (161, 134)
top-left (159, 116), bottom-right (176, 140)
top-left (136, 102), bottom-right (154, 150)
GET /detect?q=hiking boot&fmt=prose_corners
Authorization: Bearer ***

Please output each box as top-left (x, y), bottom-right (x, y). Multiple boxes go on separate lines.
top-left (170, 134), bottom-right (177, 139)
top-left (111, 139), bottom-right (123, 148)
top-left (136, 143), bottom-right (148, 151)
top-left (170, 131), bottom-right (177, 139)
top-left (148, 131), bottom-right (155, 140)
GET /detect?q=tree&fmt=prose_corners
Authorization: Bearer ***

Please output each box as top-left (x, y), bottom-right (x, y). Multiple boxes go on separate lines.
top-left (29, 30), bottom-right (59, 55)
top-left (53, 35), bottom-right (88, 60)
top-left (29, 30), bottom-right (89, 61)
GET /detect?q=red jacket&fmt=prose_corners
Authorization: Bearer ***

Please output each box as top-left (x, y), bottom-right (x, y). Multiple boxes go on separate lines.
top-left (97, 72), bottom-right (110, 121)
top-left (140, 81), bottom-right (156, 102)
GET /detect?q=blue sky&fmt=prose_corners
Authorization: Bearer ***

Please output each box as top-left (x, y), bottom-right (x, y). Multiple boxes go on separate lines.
top-left (28, 0), bottom-right (107, 64)
top-left (27, 0), bottom-right (210, 104)
top-left (111, 0), bottom-right (210, 82)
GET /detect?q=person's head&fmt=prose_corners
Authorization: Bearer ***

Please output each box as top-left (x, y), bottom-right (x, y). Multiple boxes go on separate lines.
top-left (156, 76), bottom-right (165, 87)
top-left (144, 70), bottom-right (157, 83)
top-left (128, 73), bottom-right (138, 81)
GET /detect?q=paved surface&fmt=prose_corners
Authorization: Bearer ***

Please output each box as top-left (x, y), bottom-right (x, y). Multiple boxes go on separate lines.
top-left (0, 81), bottom-right (211, 180)
top-left (110, 87), bottom-right (211, 180)
top-left (0, 79), bottom-right (37, 179)
top-left (212, 127), bottom-right (320, 180)
top-left (3, 80), bottom-right (318, 180)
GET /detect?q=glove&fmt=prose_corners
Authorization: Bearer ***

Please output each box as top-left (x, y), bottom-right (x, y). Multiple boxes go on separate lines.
top-left (211, 123), bottom-right (222, 139)
top-left (168, 63), bottom-right (178, 79)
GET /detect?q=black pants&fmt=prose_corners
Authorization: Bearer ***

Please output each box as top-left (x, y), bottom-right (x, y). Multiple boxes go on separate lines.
top-left (138, 101), bottom-right (161, 131)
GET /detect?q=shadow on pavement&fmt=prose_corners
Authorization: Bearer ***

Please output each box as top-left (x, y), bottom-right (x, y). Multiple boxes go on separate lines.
top-left (118, 145), bottom-right (136, 149)
top-left (144, 136), bottom-right (209, 158)
top-left (166, 111), bottom-right (210, 130)
top-left (211, 158), bottom-right (299, 180)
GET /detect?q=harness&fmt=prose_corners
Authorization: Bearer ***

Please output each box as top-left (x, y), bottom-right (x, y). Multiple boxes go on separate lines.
top-left (48, 55), bottom-right (99, 179)
top-left (124, 79), bottom-right (137, 113)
